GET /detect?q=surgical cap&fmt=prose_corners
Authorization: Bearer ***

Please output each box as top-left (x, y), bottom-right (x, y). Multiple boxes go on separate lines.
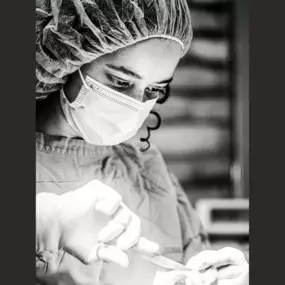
top-left (36, 0), bottom-right (193, 98)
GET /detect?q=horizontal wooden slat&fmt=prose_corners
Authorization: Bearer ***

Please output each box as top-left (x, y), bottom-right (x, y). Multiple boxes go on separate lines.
top-left (161, 117), bottom-right (229, 129)
top-left (188, 39), bottom-right (229, 61)
top-left (186, 174), bottom-right (231, 186)
top-left (140, 115), bottom-right (229, 131)
top-left (156, 96), bottom-right (230, 121)
top-left (193, 29), bottom-right (229, 39)
top-left (182, 174), bottom-right (231, 189)
top-left (163, 150), bottom-right (230, 162)
top-left (167, 158), bottom-right (229, 183)
top-left (184, 187), bottom-right (230, 206)
top-left (170, 87), bottom-right (230, 99)
top-left (137, 124), bottom-right (229, 156)
top-left (172, 67), bottom-right (229, 88)
top-left (179, 56), bottom-right (228, 70)
top-left (190, 10), bottom-right (229, 30)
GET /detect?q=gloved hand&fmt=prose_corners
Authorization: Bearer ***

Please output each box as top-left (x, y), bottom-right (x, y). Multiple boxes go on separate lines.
top-left (151, 247), bottom-right (248, 285)
top-left (36, 179), bottom-right (159, 268)
top-left (152, 268), bottom-right (217, 285)
top-left (186, 247), bottom-right (249, 285)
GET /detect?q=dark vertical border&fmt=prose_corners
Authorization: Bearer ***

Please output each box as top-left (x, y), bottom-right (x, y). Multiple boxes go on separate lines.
top-left (251, 0), bottom-right (285, 285)
top-left (228, 0), bottom-right (236, 198)
top-left (0, 0), bottom-right (35, 284)
top-left (232, 0), bottom-right (249, 198)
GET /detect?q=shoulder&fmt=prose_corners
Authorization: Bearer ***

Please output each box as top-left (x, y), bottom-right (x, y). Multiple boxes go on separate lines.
top-left (117, 140), bottom-right (175, 195)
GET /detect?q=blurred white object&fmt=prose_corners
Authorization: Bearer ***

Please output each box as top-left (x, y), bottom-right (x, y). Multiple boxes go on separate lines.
top-left (195, 199), bottom-right (249, 235)
top-left (152, 271), bottom-right (184, 285)
top-left (152, 269), bottom-right (217, 285)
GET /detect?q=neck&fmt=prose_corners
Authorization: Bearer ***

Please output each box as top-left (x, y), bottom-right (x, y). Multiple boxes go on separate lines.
top-left (36, 90), bottom-right (81, 139)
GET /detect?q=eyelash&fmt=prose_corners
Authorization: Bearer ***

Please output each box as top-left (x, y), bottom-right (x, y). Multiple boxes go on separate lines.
top-left (106, 74), bottom-right (130, 88)
top-left (107, 74), bottom-right (167, 97)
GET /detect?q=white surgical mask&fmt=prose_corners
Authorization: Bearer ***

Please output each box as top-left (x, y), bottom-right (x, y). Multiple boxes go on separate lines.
top-left (60, 70), bottom-right (158, 145)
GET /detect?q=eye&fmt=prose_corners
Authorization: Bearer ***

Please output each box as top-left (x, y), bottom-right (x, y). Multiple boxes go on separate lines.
top-left (145, 85), bottom-right (167, 100)
top-left (106, 74), bottom-right (131, 89)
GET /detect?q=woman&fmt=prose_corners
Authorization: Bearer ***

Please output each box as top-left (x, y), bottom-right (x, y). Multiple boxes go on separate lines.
top-left (36, 0), bottom-right (249, 285)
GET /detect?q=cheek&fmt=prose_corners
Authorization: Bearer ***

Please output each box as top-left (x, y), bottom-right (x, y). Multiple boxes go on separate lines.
top-left (122, 86), bottom-right (145, 102)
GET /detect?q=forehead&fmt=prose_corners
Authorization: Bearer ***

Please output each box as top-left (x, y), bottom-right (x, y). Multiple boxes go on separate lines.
top-left (94, 38), bottom-right (182, 82)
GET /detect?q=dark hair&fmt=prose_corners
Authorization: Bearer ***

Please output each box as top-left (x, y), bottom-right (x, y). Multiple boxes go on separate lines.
top-left (140, 85), bottom-right (171, 151)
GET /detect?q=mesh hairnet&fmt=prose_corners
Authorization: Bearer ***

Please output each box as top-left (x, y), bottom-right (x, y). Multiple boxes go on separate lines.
top-left (36, 0), bottom-right (193, 99)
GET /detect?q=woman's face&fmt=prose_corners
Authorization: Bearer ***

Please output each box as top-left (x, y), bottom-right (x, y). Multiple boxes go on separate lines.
top-left (79, 38), bottom-right (182, 102)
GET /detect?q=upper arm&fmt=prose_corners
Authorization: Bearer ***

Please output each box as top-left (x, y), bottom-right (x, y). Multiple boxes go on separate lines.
top-left (169, 171), bottom-right (211, 262)
top-left (139, 143), bottom-right (210, 262)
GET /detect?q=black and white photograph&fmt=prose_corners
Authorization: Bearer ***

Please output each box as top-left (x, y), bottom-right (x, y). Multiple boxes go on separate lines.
top-left (35, 1), bottom-right (249, 284)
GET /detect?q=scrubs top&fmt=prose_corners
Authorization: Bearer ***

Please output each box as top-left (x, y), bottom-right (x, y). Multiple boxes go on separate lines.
top-left (36, 132), bottom-right (210, 285)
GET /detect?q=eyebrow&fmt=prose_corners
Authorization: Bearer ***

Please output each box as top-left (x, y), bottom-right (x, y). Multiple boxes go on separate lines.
top-left (105, 64), bottom-right (173, 85)
top-left (156, 77), bottom-right (173, 85)
top-left (106, 64), bottom-right (141, 79)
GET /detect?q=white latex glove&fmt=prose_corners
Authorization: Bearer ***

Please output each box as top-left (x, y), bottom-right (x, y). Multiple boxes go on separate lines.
top-left (152, 268), bottom-right (217, 285)
top-left (36, 179), bottom-right (159, 268)
top-left (152, 271), bottom-right (188, 285)
top-left (186, 247), bottom-right (249, 285)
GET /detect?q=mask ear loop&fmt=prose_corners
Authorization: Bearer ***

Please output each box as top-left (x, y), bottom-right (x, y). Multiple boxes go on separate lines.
top-left (78, 69), bottom-right (91, 90)
top-left (71, 69), bottom-right (91, 107)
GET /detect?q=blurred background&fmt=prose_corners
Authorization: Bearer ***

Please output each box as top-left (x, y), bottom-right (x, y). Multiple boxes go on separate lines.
top-left (138, 0), bottom-right (249, 256)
